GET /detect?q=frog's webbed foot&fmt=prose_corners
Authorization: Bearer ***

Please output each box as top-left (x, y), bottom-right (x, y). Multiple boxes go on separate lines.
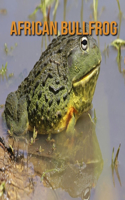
top-left (4, 92), bottom-right (28, 135)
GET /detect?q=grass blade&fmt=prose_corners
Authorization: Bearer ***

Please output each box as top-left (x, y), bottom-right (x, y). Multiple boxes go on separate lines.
top-left (93, 0), bottom-right (98, 21)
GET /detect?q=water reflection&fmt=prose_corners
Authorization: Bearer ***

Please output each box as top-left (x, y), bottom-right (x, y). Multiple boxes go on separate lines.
top-left (0, 111), bottom-right (103, 200)
top-left (111, 144), bottom-right (122, 187)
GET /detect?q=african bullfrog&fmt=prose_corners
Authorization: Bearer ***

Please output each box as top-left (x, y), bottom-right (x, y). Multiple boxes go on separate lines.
top-left (4, 24), bottom-right (101, 135)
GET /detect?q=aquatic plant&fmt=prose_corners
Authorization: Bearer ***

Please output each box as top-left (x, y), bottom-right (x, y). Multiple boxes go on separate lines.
top-left (116, 0), bottom-right (122, 14)
top-left (111, 39), bottom-right (125, 50)
top-left (30, 127), bottom-right (38, 144)
top-left (111, 39), bottom-right (125, 72)
top-left (33, 126), bottom-right (38, 141)
top-left (29, 0), bottom-right (59, 50)
top-left (0, 62), bottom-right (8, 76)
top-left (88, 109), bottom-right (97, 125)
top-left (4, 43), bottom-right (17, 55)
top-left (93, 0), bottom-right (98, 21)
top-left (29, 0), bottom-right (59, 21)
top-left (63, 0), bottom-right (67, 21)
top-left (111, 144), bottom-right (121, 186)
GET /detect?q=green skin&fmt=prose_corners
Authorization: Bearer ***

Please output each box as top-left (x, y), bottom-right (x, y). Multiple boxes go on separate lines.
top-left (4, 26), bottom-right (101, 135)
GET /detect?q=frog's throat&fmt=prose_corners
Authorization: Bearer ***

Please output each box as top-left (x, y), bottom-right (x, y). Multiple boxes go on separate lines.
top-left (73, 64), bottom-right (100, 88)
top-left (72, 60), bottom-right (101, 86)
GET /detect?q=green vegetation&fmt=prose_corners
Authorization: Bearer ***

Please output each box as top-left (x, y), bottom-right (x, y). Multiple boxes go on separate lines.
top-left (33, 126), bottom-right (38, 141)
top-left (111, 144), bottom-right (121, 186)
top-left (63, 0), bottom-right (67, 21)
top-left (80, 0), bottom-right (83, 28)
top-left (111, 144), bottom-right (121, 167)
top-left (39, 146), bottom-right (42, 152)
top-left (4, 43), bottom-right (8, 54)
top-left (93, 0), bottom-right (98, 21)
top-left (102, 0), bottom-right (123, 63)
top-left (8, 126), bottom-right (14, 137)
top-left (0, 182), bottom-right (5, 197)
top-left (88, 109), bottom-right (97, 125)
top-left (111, 0), bottom-right (124, 70)
top-left (9, 144), bottom-right (14, 153)
top-left (88, 113), bottom-right (95, 125)
top-left (46, 133), bottom-right (55, 143)
top-left (0, 62), bottom-right (14, 81)
top-left (111, 39), bottom-right (125, 50)
top-left (52, 143), bottom-right (56, 151)
top-left (0, 62), bottom-right (8, 76)
top-left (8, 73), bottom-right (14, 78)
top-left (111, 39), bottom-right (125, 72)
top-left (30, 127), bottom-right (38, 144)
top-left (4, 43), bottom-right (17, 54)
top-left (29, 0), bottom-right (59, 49)
top-left (116, 0), bottom-right (122, 14)
top-left (29, 0), bottom-right (59, 21)
top-left (30, 137), bottom-right (34, 145)
top-left (46, 133), bottom-right (51, 141)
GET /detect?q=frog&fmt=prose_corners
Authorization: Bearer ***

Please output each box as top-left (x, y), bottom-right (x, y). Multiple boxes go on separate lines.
top-left (4, 24), bottom-right (101, 135)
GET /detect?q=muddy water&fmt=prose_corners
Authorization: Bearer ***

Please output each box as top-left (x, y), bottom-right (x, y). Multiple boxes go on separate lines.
top-left (0, 0), bottom-right (125, 199)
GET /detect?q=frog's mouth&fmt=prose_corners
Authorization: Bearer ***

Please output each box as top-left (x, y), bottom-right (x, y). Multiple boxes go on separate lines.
top-left (72, 60), bottom-right (101, 87)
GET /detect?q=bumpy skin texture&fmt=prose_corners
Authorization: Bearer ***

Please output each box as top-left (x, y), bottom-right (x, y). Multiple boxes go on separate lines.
top-left (4, 25), bottom-right (101, 135)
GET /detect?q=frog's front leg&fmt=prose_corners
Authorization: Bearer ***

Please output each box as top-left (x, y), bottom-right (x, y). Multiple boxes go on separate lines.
top-left (4, 92), bottom-right (28, 135)
top-left (66, 107), bottom-right (76, 136)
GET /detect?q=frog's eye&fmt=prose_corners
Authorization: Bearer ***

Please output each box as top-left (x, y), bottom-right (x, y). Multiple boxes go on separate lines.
top-left (82, 187), bottom-right (90, 200)
top-left (81, 37), bottom-right (88, 51)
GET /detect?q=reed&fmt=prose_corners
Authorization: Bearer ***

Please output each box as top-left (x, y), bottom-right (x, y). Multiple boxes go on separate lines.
top-left (93, 0), bottom-right (98, 21)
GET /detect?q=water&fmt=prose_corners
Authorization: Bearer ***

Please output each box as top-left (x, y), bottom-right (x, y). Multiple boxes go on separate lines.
top-left (0, 0), bottom-right (125, 199)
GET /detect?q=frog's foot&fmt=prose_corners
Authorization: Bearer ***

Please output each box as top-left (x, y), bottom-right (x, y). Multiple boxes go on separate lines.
top-left (4, 92), bottom-right (28, 135)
